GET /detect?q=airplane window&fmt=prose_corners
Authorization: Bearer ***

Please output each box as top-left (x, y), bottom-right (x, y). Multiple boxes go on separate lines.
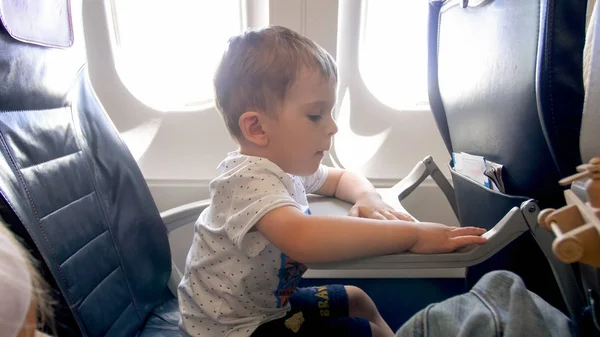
top-left (110, 0), bottom-right (244, 111)
top-left (359, 0), bottom-right (429, 110)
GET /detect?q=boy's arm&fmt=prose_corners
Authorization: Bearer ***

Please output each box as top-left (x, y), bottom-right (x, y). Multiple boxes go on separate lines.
top-left (256, 206), bottom-right (486, 264)
top-left (316, 167), bottom-right (413, 221)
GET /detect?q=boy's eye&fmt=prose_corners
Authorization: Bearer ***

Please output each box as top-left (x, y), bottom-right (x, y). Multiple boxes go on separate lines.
top-left (308, 115), bottom-right (322, 122)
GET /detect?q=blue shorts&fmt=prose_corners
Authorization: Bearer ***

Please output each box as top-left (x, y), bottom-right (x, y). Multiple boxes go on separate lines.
top-left (251, 285), bottom-right (372, 337)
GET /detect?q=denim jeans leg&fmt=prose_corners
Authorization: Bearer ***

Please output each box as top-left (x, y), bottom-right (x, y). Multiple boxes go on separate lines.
top-left (396, 270), bottom-right (577, 337)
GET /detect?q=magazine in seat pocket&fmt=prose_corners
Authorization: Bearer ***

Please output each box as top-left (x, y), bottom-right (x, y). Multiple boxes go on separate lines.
top-left (449, 160), bottom-right (529, 230)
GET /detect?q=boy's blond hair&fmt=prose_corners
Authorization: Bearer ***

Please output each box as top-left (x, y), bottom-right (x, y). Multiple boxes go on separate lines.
top-left (214, 25), bottom-right (338, 140)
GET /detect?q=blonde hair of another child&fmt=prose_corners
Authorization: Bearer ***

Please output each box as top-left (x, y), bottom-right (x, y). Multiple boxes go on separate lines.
top-left (0, 221), bottom-right (56, 337)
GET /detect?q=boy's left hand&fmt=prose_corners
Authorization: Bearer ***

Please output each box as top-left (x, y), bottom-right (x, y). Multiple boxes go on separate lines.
top-left (349, 193), bottom-right (415, 221)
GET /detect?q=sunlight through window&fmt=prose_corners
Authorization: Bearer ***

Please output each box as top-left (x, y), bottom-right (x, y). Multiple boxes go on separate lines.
top-left (333, 89), bottom-right (390, 170)
top-left (359, 0), bottom-right (429, 110)
top-left (111, 0), bottom-right (243, 111)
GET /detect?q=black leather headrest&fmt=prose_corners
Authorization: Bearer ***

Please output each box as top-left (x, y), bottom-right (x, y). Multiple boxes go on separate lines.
top-left (0, 0), bottom-right (86, 111)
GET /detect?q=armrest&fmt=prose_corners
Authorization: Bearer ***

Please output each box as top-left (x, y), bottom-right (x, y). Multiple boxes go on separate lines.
top-left (308, 205), bottom-right (528, 270)
top-left (160, 199), bottom-right (210, 296)
top-left (395, 156), bottom-right (458, 219)
top-left (160, 199), bottom-right (210, 232)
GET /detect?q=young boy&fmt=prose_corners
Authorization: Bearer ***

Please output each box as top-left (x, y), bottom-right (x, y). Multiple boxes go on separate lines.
top-left (178, 26), bottom-right (487, 337)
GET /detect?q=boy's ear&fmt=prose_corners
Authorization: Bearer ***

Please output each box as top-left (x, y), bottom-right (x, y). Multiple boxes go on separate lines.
top-left (239, 111), bottom-right (269, 146)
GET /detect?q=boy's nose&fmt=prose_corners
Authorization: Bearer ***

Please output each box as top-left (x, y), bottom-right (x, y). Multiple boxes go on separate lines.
top-left (327, 119), bottom-right (338, 136)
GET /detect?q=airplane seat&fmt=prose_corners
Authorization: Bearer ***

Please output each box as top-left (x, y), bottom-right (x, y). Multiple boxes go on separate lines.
top-left (0, 1), bottom-right (181, 336)
top-left (577, 0), bottom-right (600, 326)
top-left (425, 0), bottom-right (587, 317)
top-left (582, 0), bottom-right (600, 166)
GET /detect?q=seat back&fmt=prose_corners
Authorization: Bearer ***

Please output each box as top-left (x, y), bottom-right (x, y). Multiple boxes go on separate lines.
top-left (0, 1), bottom-right (172, 336)
top-left (429, 0), bottom-right (586, 205)
top-left (582, 0), bottom-right (600, 164)
top-left (427, 0), bottom-right (587, 314)
top-left (578, 0), bottom-right (600, 329)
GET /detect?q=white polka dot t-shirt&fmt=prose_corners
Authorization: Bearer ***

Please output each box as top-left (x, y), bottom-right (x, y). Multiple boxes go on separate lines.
top-left (178, 151), bottom-right (328, 337)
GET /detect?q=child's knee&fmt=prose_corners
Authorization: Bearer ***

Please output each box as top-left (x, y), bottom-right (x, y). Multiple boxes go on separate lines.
top-left (344, 285), bottom-right (379, 320)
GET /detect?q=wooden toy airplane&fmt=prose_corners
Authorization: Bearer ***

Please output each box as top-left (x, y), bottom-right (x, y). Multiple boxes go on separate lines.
top-left (538, 157), bottom-right (600, 267)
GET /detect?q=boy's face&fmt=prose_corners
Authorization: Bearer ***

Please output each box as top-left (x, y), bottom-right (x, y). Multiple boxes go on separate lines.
top-left (265, 70), bottom-right (338, 176)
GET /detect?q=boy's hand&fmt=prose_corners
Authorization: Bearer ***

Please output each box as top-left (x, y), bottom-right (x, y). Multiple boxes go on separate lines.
top-left (409, 223), bottom-right (487, 253)
top-left (348, 192), bottom-right (415, 221)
